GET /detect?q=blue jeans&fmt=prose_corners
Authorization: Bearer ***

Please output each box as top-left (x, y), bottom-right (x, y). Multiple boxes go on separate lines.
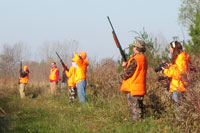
top-left (172, 91), bottom-right (178, 106)
top-left (77, 80), bottom-right (86, 103)
top-left (172, 91), bottom-right (184, 106)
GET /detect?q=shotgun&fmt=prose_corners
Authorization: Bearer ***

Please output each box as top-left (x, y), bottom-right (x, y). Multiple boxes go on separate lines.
top-left (107, 16), bottom-right (127, 62)
top-left (20, 61), bottom-right (22, 75)
top-left (56, 52), bottom-right (68, 71)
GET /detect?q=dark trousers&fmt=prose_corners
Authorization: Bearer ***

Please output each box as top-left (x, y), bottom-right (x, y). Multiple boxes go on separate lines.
top-left (127, 93), bottom-right (144, 121)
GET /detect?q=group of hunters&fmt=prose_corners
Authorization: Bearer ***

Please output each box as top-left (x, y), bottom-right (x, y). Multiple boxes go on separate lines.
top-left (19, 51), bottom-right (89, 104)
top-left (18, 40), bottom-right (191, 123)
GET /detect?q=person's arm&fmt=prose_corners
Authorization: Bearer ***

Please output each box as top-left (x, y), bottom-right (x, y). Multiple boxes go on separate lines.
top-left (20, 70), bottom-right (29, 77)
top-left (74, 53), bottom-right (83, 66)
top-left (121, 59), bottom-right (137, 80)
top-left (163, 64), bottom-right (180, 79)
top-left (65, 67), bottom-right (72, 77)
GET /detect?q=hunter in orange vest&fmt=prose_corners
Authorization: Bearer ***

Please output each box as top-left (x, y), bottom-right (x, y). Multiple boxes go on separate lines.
top-left (49, 62), bottom-right (59, 95)
top-left (162, 41), bottom-right (190, 106)
top-left (73, 51), bottom-right (89, 103)
top-left (19, 65), bottom-right (30, 99)
top-left (65, 59), bottom-right (77, 104)
top-left (120, 40), bottom-right (147, 123)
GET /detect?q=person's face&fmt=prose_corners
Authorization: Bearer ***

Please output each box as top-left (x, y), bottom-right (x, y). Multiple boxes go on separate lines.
top-left (133, 46), bottom-right (138, 54)
top-left (51, 63), bottom-right (56, 68)
top-left (169, 45), bottom-right (174, 54)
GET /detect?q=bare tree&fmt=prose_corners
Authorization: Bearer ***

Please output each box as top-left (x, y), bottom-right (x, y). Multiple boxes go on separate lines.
top-left (0, 42), bottom-right (30, 83)
top-left (38, 39), bottom-right (78, 64)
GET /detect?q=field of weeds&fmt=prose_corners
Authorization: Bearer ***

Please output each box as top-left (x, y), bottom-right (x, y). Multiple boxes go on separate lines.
top-left (0, 87), bottom-right (179, 133)
top-left (0, 57), bottom-right (200, 132)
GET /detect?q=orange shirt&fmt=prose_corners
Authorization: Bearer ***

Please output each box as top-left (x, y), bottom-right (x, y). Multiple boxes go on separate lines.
top-left (164, 51), bottom-right (190, 92)
top-left (120, 54), bottom-right (147, 96)
top-left (65, 66), bottom-right (76, 87)
top-left (73, 53), bottom-right (89, 83)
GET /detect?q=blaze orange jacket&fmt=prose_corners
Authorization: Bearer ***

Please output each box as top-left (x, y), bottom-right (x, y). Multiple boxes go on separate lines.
top-left (73, 53), bottom-right (89, 83)
top-left (164, 51), bottom-right (190, 92)
top-left (20, 74), bottom-right (29, 84)
top-left (49, 68), bottom-right (59, 82)
top-left (65, 66), bottom-right (76, 87)
top-left (120, 54), bottom-right (147, 96)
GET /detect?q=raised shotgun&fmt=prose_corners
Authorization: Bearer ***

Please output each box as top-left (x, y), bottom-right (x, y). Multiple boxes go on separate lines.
top-left (107, 16), bottom-right (127, 62)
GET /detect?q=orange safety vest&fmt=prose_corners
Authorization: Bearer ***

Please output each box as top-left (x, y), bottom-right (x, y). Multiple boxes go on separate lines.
top-left (65, 66), bottom-right (76, 87)
top-left (164, 51), bottom-right (190, 92)
top-left (20, 75), bottom-right (29, 84)
top-left (120, 54), bottom-right (147, 96)
top-left (73, 53), bottom-right (89, 83)
top-left (49, 68), bottom-right (58, 81)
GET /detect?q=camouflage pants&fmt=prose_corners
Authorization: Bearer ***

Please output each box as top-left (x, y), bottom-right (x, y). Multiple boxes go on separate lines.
top-left (127, 93), bottom-right (144, 121)
top-left (69, 87), bottom-right (77, 104)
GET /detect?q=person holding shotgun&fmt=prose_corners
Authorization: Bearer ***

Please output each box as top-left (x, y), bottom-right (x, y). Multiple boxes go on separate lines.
top-left (19, 64), bottom-right (30, 99)
top-left (120, 40), bottom-right (147, 123)
top-left (65, 58), bottom-right (77, 104)
top-left (49, 62), bottom-right (59, 95)
top-left (107, 17), bottom-right (147, 123)
top-left (55, 52), bottom-right (78, 104)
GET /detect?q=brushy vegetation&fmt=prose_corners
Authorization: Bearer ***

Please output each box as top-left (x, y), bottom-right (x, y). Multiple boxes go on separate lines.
top-left (0, 55), bottom-right (199, 132)
top-left (1, 33), bottom-right (200, 132)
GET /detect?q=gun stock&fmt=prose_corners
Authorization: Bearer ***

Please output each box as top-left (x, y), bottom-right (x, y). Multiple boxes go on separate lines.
top-left (107, 16), bottom-right (127, 62)
top-left (55, 52), bottom-right (68, 70)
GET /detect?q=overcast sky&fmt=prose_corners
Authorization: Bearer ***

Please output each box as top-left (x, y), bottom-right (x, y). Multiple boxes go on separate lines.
top-left (0, 0), bottom-right (188, 61)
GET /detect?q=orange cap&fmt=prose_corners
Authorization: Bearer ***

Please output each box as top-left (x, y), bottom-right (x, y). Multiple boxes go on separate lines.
top-left (79, 51), bottom-right (87, 59)
top-left (24, 65), bottom-right (28, 70)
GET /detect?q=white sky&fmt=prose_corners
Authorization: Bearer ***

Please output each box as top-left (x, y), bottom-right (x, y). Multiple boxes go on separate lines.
top-left (0, 0), bottom-right (189, 61)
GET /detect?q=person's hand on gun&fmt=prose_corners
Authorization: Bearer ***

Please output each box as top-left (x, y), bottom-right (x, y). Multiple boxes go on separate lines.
top-left (122, 61), bottom-right (128, 68)
top-left (160, 66), bottom-right (165, 74)
top-left (62, 64), bottom-right (67, 70)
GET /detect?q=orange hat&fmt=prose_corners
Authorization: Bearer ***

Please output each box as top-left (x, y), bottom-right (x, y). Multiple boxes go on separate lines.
top-left (24, 65), bottom-right (28, 70)
top-left (79, 51), bottom-right (87, 59)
